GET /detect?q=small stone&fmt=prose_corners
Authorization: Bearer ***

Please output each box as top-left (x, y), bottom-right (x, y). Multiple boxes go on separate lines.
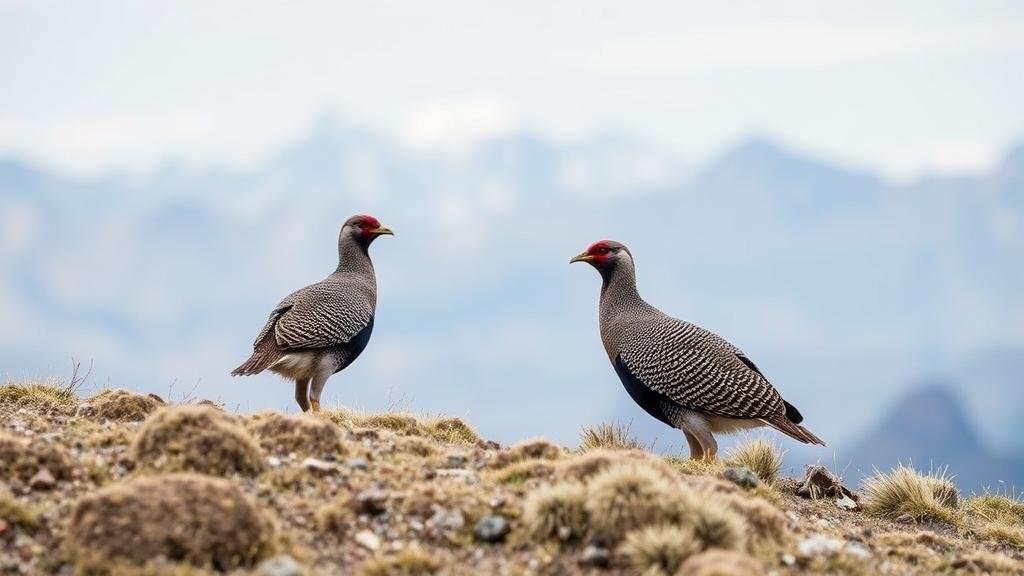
top-left (267, 456), bottom-right (282, 468)
top-left (257, 554), bottom-right (303, 576)
top-left (301, 457), bottom-right (337, 472)
top-left (435, 469), bottom-right (478, 483)
top-left (836, 494), bottom-right (860, 511)
top-left (797, 534), bottom-right (844, 559)
top-left (578, 544), bottom-right (611, 568)
top-left (895, 513), bottom-right (915, 525)
top-left (845, 542), bottom-right (871, 560)
top-left (796, 464), bottom-right (857, 500)
top-left (28, 468), bottom-right (56, 491)
top-left (445, 453), bottom-right (468, 469)
top-left (779, 552), bottom-right (796, 566)
top-left (723, 466), bottom-right (760, 489)
top-left (345, 457), bottom-right (369, 470)
top-left (429, 507), bottom-right (465, 531)
top-left (473, 515), bottom-right (510, 543)
top-left (354, 529), bottom-right (381, 551)
top-left (351, 489), bottom-right (389, 515)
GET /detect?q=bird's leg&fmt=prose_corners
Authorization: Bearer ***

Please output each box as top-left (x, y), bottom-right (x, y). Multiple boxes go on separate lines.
top-left (294, 378), bottom-right (311, 412)
top-left (682, 429), bottom-right (705, 460)
top-left (309, 372), bottom-right (330, 413)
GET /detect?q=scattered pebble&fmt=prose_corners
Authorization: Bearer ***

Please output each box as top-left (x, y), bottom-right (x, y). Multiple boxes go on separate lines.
top-left (266, 456), bottom-right (282, 468)
top-left (797, 533), bottom-right (844, 559)
top-left (445, 453), bottom-right (468, 469)
top-left (345, 457), bottom-right (368, 470)
top-left (836, 494), bottom-right (859, 511)
top-left (779, 552), bottom-right (796, 566)
top-left (29, 468), bottom-right (56, 491)
top-left (354, 529), bottom-right (381, 551)
top-left (429, 507), bottom-right (465, 532)
top-left (723, 466), bottom-right (760, 489)
top-left (351, 489), bottom-right (389, 515)
top-left (578, 544), bottom-right (611, 568)
top-left (895, 514), bottom-right (916, 525)
top-left (257, 554), bottom-right (303, 576)
top-left (473, 515), bottom-right (510, 543)
top-left (301, 457), bottom-right (337, 473)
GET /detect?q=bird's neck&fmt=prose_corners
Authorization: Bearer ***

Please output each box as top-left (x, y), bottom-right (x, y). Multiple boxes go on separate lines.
top-left (336, 238), bottom-right (375, 277)
top-left (599, 259), bottom-right (646, 314)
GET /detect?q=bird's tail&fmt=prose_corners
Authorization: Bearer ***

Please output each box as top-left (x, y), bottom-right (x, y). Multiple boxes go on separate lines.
top-left (230, 350), bottom-right (277, 377)
top-left (762, 415), bottom-right (827, 446)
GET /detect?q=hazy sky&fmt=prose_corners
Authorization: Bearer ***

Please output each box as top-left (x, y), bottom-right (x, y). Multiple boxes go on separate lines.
top-left (2, 1), bottom-right (1023, 180)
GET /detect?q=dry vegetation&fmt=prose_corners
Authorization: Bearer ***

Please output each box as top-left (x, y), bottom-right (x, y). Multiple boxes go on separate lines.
top-left (1, 382), bottom-right (1023, 575)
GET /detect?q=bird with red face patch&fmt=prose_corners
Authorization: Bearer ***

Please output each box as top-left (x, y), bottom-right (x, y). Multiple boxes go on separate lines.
top-left (232, 215), bottom-right (394, 412)
top-left (571, 240), bottom-right (825, 459)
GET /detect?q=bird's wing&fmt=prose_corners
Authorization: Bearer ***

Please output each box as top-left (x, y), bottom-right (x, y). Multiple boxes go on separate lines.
top-left (270, 279), bottom-right (373, 351)
top-left (617, 317), bottom-right (785, 419)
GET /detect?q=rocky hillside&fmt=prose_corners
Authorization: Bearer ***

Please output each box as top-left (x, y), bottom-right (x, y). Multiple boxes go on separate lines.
top-left (1, 381), bottom-right (1023, 575)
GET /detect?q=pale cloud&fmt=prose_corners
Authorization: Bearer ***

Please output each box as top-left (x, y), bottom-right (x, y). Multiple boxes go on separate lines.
top-left (398, 95), bottom-right (519, 155)
top-left (590, 22), bottom-right (1024, 75)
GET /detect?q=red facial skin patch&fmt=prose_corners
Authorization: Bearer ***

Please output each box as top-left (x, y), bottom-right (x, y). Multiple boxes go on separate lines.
top-left (357, 215), bottom-right (382, 238)
top-left (587, 240), bottom-right (614, 265)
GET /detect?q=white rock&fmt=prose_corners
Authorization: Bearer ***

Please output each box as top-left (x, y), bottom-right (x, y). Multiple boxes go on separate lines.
top-left (797, 534), bottom-right (844, 558)
top-left (302, 457), bottom-right (337, 472)
top-left (354, 529), bottom-right (381, 551)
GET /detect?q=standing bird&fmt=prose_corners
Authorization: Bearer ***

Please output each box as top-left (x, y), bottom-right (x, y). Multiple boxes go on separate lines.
top-left (570, 240), bottom-right (824, 459)
top-left (232, 215), bottom-right (393, 412)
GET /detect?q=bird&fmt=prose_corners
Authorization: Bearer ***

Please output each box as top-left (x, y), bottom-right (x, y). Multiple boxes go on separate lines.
top-left (231, 214), bottom-right (393, 412)
top-left (570, 240), bottom-right (825, 459)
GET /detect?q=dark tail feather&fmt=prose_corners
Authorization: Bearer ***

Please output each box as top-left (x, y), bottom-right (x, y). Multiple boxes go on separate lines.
top-left (763, 415), bottom-right (827, 446)
top-left (231, 351), bottom-right (276, 377)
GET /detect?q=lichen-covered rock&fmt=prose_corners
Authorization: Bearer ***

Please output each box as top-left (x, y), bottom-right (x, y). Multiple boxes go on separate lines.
top-left (66, 473), bottom-right (277, 572)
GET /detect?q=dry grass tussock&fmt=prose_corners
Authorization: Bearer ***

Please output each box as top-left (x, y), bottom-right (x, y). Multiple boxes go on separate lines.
top-left (0, 431), bottom-right (73, 485)
top-left (0, 489), bottom-right (39, 530)
top-left (579, 422), bottom-right (651, 452)
top-left (724, 437), bottom-right (784, 485)
top-left (491, 437), bottom-right (564, 468)
top-left (862, 464), bottom-right (961, 524)
top-left (361, 545), bottom-right (439, 576)
top-left (131, 405), bottom-right (264, 476)
top-left (618, 524), bottom-right (701, 576)
top-left (66, 473), bottom-right (277, 573)
top-left (522, 482), bottom-right (589, 541)
top-left (81, 388), bottom-right (165, 422)
top-left (0, 380), bottom-right (78, 414)
top-left (322, 407), bottom-right (480, 445)
top-left (585, 464), bottom-right (693, 541)
top-left (249, 411), bottom-right (348, 458)
top-left (558, 448), bottom-right (678, 482)
top-left (679, 549), bottom-right (766, 576)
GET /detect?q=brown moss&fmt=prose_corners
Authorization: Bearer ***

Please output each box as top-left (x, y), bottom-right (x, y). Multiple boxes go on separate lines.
top-left (618, 524), bottom-right (701, 575)
top-left (585, 464), bottom-right (690, 542)
top-left (491, 438), bottom-right (564, 468)
top-left (66, 473), bottom-right (277, 573)
top-left (394, 436), bottom-right (439, 458)
top-left (715, 493), bottom-right (790, 546)
top-left (0, 431), bottom-right (73, 485)
top-left (318, 497), bottom-right (353, 536)
top-left (131, 406), bottom-right (264, 476)
top-left (490, 459), bottom-right (557, 484)
top-left (0, 489), bottom-right (39, 530)
top-left (939, 550), bottom-right (1024, 574)
top-left (558, 449), bottom-right (678, 482)
top-left (82, 388), bottom-right (164, 421)
top-left (249, 412), bottom-right (347, 458)
top-left (677, 549), bottom-right (765, 576)
top-left (522, 482), bottom-right (589, 541)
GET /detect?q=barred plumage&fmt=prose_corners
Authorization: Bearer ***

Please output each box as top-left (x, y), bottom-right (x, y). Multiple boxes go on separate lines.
top-left (231, 214), bottom-right (392, 412)
top-left (572, 240), bottom-right (824, 459)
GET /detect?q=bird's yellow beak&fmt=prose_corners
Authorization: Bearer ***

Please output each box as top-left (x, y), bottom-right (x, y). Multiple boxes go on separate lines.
top-left (569, 251), bottom-right (594, 264)
top-left (372, 225), bottom-right (394, 236)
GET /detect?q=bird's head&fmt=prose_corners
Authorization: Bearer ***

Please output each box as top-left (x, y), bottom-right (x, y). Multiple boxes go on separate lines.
top-left (569, 240), bottom-right (630, 272)
top-left (342, 214), bottom-right (394, 245)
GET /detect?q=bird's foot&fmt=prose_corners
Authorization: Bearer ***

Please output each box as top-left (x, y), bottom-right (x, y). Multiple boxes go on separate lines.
top-left (310, 399), bottom-right (321, 413)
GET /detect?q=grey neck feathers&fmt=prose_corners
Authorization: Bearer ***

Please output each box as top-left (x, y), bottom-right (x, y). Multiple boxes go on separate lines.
top-left (599, 256), bottom-right (646, 314)
top-left (335, 234), bottom-right (375, 277)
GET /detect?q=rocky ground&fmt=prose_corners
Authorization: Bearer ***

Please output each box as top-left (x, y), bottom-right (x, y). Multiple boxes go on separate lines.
top-left (1, 381), bottom-right (1022, 575)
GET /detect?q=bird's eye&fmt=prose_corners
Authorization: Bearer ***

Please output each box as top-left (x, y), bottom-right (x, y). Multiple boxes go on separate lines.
top-left (597, 247), bottom-right (609, 254)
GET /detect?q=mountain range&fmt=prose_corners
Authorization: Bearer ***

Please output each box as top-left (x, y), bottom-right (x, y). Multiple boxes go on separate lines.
top-left (0, 117), bottom-right (1021, 491)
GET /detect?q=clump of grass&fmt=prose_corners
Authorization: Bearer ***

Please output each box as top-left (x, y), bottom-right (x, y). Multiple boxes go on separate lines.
top-left (66, 473), bottom-right (277, 572)
top-left (559, 449), bottom-right (678, 482)
top-left (318, 497), bottom-right (353, 536)
top-left (924, 473), bottom-right (960, 508)
top-left (687, 499), bottom-right (748, 551)
top-left (965, 492), bottom-right (1024, 526)
top-left (716, 492), bottom-right (790, 545)
top-left (394, 436), bottom-right (438, 457)
top-left (491, 459), bottom-right (557, 484)
top-left (678, 549), bottom-right (766, 576)
top-left (862, 464), bottom-right (961, 525)
top-left (579, 422), bottom-right (650, 452)
top-left (0, 431), bottom-right (73, 485)
top-left (492, 438), bottom-right (564, 468)
top-left (937, 550), bottom-right (1024, 574)
top-left (0, 380), bottom-right (78, 413)
top-left (82, 388), bottom-right (164, 422)
top-left (522, 482), bottom-right (589, 542)
top-left (585, 465), bottom-right (689, 542)
top-left (975, 522), bottom-right (1024, 546)
top-left (361, 545), bottom-right (439, 576)
top-left (618, 524), bottom-right (700, 576)
top-left (422, 417), bottom-right (479, 445)
top-left (131, 406), bottom-right (264, 476)
top-left (0, 490), bottom-right (39, 530)
top-left (249, 412), bottom-right (347, 458)
top-left (724, 438), bottom-right (783, 485)
top-left (665, 456), bottom-right (726, 477)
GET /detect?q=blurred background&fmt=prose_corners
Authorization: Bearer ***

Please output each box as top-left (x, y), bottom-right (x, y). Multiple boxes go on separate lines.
top-left (1, 1), bottom-right (1022, 492)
